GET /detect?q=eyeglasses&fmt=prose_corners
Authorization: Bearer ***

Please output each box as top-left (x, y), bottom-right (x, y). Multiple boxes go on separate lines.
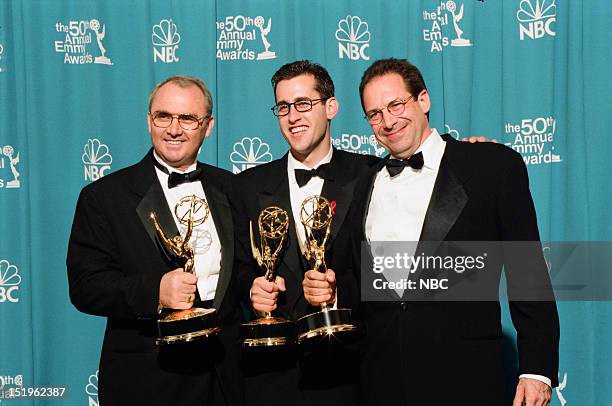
top-left (150, 111), bottom-right (210, 130)
top-left (271, 98), bottom-right (328, 117)
top-left (364, 97), bottom-right (415, 125)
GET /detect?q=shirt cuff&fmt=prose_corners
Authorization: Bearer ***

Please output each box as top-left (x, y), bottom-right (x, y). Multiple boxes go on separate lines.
top-left (519, 374), bottom-right (552, 388)
top-left (329, 288), bottom-right (338, 309)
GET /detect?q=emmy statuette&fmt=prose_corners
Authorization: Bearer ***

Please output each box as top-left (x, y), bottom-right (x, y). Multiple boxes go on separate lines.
top-left (240, 207), bottom-right (297, 347)
top-left (297, 195), bottom-right (358, 344)
top-left (150, 195), bottom-right (220, 345)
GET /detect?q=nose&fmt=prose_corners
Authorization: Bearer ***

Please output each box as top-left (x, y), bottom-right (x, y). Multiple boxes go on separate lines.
top-left (166, 116), bottom-right (183, 137)
top-left (380, 109), bottom-right (397, 130)
top-left (287, 104), bottom-right (301, 123)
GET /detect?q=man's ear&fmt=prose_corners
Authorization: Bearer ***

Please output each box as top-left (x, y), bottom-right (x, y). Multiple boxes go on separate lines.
top-left (147, 112), bottom-right (152, 134)
top-left (417, 90), bottom-right (431, 115)
top-left (203, 116), bottom-right (215, 138)
top-left (326, 97), bottom-right (339, 120)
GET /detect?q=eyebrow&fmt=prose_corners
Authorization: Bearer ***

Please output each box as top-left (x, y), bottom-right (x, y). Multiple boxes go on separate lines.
top-left (365, 98), bottom-right (404, 114)
top-left (152, 110), bottom-right (200, 117)
top-left (276, 96), bottom-right (315, 105)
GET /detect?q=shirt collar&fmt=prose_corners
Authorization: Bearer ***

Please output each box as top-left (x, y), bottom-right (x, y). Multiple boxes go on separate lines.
top-left (152, 150), bottom-right (197, 174)
top-left (287, 145), bottom-right (334, 184)
top-left (388, 128), bottom-right (444, 170)
top-left (417, 128), bottom-right (444, 171)
top-left (382, 128), bottom-right (445, 178)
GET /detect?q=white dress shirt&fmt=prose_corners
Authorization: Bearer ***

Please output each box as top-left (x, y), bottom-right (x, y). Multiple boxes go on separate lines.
top-left (152, 151), bottom-right (221, 301)
top-left (364, 131), bottom-right (551, 387)
top-left (366, 128), bottom-right (445, 246)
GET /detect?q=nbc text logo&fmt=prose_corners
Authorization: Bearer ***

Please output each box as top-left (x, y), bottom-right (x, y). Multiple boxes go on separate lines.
top-left (83, 138), bottom-right (113, 181)
top-left (230, 137), bottom-right (272, 174)
top-left (0, 145), bottom-right (21, 189)
top-left (216, 15), bottom-right (276, 61)
top-left (85, 370), bottom-right (99, 406)
top-left (504, 116), bottom-right (562, 165)
top-left (0, 259), bottom-right (21, 303)
top-left (335, 15), bottom-right (370, 61)
top-left (54, 18), bottom-right (113, 65)
top-left (517, 0), bottom-right (556, 40)
top-left (422, 1), bottom-right (473, 52)
top-left (152, 19), bottom-right (180, 63)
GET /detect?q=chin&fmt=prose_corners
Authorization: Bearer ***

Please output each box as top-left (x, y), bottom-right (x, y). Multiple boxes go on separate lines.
top-left (291, 141), bottom-right (310, 154)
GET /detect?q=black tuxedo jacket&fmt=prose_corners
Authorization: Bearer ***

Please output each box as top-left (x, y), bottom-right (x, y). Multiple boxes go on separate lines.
top-left (232, 148), bottom-right (379, 406)
top-left (67, 150), bottom-right (242, 406)
top-left (351, 135), bottom-right (560, 405)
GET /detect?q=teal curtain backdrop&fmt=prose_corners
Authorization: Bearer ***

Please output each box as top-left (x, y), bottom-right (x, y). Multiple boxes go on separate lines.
top-left (1, 0), bottom-right (610, 404)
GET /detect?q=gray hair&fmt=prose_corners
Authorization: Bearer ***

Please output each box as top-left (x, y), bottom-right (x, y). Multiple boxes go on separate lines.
top-left (148, 75), bottom-right (213, 115)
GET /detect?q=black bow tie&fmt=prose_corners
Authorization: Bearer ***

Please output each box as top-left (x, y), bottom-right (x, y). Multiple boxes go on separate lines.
top-left (385, 152), bottom-right (424, 177)
top-left (152, 156), bottom-right (203, 188)
top-left (294, 163), bottom-right (333, 187)
top-left (167, 168), bottom-right (204, 188)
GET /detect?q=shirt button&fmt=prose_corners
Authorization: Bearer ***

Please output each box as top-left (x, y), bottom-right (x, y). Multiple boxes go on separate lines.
top-left (400, 301), bottom-right (408, 311)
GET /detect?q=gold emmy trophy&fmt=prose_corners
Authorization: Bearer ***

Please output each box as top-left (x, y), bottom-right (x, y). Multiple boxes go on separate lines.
top-left (240, 207), bottom-right (297, 347)
top-left (297, 195), bottom-right (358, 344)
top-left (150, 195), bottom-right (220, 345)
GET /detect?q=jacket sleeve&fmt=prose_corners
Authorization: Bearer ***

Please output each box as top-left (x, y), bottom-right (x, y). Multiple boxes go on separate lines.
top-left (66, 186), bottom-right (162, 319)
top-left (229, 175), bottom-right (260, 318)
top-left (497, 151), bottom-right (560, 387)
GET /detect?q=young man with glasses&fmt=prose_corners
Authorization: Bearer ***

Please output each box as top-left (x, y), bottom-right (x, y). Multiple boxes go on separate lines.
top-left (232, 60), bottom-right (380, 406)
top-left (337, 58), bottom-right (559, 405)
top-left (67, 76), bottom-right (242, 406)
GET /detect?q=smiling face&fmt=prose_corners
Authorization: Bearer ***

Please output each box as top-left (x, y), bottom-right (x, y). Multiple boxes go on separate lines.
top-left (274, 74), bottom-right (338, 167)
top-left (147, 82), bottom-right (214, 171)
top-left (362, 73), bottom-right (431, 159)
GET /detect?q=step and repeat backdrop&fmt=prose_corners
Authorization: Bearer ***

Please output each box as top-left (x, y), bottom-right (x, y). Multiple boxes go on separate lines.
top-left (1, 0), bottom-right (611, 404)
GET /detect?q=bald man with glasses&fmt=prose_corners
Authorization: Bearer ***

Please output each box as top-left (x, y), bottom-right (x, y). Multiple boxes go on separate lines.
top-left (67, 75), bottom-right (243, 406)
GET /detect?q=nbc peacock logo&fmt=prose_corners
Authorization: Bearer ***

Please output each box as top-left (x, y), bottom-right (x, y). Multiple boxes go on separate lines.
top-left (444, 124), bottom-right (461, 140)
top-left (230, 136), bottom-right (273, 174)
top-left (335, 15), bottom-right (371, 61)
top-left (0, 259), bottom-right (21, 303)
top-left (152, 19), bottom-right (181, 63)
top-left (85, 370), bottom-right (99, 406)
top-left (82, 138), bottom-right (113, 182)
top-left (517, 0), bottom-right (556, 40)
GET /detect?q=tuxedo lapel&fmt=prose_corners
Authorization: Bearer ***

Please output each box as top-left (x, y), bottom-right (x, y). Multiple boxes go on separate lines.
top-left (134, 153), bottom-right (179, 263)
top-left (256, 156), bottom-right (304, 290)
top-left (403, 139), bottom-right (470, 294)
top-left (320, 150), bottom-right (355, 245)
top-left (199, 166), bottom-right (234, 310)
top-left (418, 142), bottom-right (469, 243)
